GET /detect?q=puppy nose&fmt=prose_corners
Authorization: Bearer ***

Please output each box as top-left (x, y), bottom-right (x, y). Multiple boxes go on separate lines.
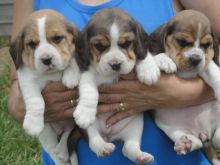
top-left (109, 62), bottom-right (121, 71)
top-left (42, 57), bottom-right (52, 66)
top-left (189, 55), bottom-right (201, 66)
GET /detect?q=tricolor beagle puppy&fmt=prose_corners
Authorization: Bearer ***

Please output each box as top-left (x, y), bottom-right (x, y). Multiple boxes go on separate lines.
top-left (69, 8), bottom-right (160, 165)
top-left (10, 10), bottom-right (80, 164)
top-left (150, 10), bottom-right (220, 165)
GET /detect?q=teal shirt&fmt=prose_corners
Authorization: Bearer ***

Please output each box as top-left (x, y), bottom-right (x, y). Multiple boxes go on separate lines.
top-left (35, 0), bottom-right (211, 164)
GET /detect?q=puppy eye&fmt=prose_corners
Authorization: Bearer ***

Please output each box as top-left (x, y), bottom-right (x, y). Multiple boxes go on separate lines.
top-left (94, 43), bottom-right (108, 53)
top-left (52, 35), bottom-right (64, 44)
top-left (119, 41), bottom-right (132, 49)
top-left (176, 39), bottom-right (193, 47)
top-left (200, 42), bottom-right (211, 49)
top-left (27, 41), bottom-right (38, 49)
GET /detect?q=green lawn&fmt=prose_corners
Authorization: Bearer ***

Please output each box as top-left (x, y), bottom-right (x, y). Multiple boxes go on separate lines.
top-left (0, 37), bottom-right (41, 165)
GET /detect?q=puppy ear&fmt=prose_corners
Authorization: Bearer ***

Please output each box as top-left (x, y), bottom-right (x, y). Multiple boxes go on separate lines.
top-left (9, 32), bottom-right (24, 69)
top-left (134, 23), bottom-right (149, 60)
top-left (149, 22), bottom-right (176, 55)
top-left (211, 30), bottom-right (219, 66)
top-left (75, 28), bottom-right (91, 71)
top-left (66, 23), bottom-right (80, 44)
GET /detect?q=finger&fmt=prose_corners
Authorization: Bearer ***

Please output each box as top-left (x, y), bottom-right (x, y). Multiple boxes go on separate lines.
top-left (44, 90), bottom-right (79, 104)
top-left (99, 93), bottom-right (124, 104)
top-left (42, 82), bottom-right (70, 92)
top-left (99, 81), bottom-right (127, 93)
top-left (62, 107), bottom-right (75, 120)
top-left (106, 111), bottom-right (133, 127)
top-left (120, 72), bottom-right (137, 80)
top-left (45, 102), bottom-right (75, 122)
top-left (97, 103), bottom-right (121, 113)
top-left (106, 108), bottom-right (143, 126)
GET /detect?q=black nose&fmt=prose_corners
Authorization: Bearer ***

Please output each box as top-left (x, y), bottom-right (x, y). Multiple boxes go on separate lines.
top-left (189, 55), bottom-right (201, 66)
top-left (42, 57), bottom-right (52, 66)
top-left (110, 63), bottom-right (121, 71)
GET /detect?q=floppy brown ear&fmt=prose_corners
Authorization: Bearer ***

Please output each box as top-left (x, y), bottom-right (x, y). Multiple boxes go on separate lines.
top-left (149, 22), bottom-right (176, 55)
top-left (134, 23), bottom-right (149, 60)
top-left (211, 30), bottom-right (219, 66)
top-left (75, 28), bottom-right (91, 71)
top-left (9, 32), bottom-right (25, 69)
top-left (66, 23), bottom-right (80, 44)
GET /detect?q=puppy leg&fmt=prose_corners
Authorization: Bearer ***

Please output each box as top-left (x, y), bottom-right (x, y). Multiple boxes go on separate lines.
top-left (18, 70), bottom-right (45, 136)
top-left (70, 152), bottom-right (78, 165)
top-left (200, 61), bottom-right (220, 101)
top-left (170, 130), bottom-right (203, 155)
top-left (120, 114), bottom-right (154, 164)
top-left (212, 128), bottom-right (220, 149)
top-left (153, 53), bottom-right (177, 74)
top-left (54, 128), bottom-right (72, 163)
top-left (39, 124), bottom-right (64, 165)
top-left (88, 123), bottom-right (115, 157)
top-left (136, 52), bottom-right (160, 85)
top-left (73, 70), bottom-right (98, 129)
top-left (62, 57), bottom-right (80, 89)
top-left (203, 145), bottom-right (220, 165)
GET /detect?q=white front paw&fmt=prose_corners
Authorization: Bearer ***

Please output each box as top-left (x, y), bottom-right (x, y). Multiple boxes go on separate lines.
top-left (73, 104), bottom-right (96, 129)
top-left (136, 58), bottom-right (160, 85)
top-left (23, 116), bottom-right (44, 136)
top-left (154, 53), bottom-right (177, 73)
top-left (62, 68), bottom-right (80, 89)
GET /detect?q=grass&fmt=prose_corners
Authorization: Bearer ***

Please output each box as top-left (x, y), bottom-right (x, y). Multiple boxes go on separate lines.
top-left (0, 38), bottom-right (41, 165)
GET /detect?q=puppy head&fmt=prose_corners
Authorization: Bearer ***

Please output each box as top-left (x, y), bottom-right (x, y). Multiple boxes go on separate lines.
top-left (77, 8), bottom-right (149, 76)
top-left (151, 10), bottom-right (219, 72)
top-left (10, 9), bottom-right (79, 73)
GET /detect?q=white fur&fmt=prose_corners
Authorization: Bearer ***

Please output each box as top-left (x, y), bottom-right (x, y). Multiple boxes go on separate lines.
top-left (17, 16), bottom-right (80, 164)
top-left (136, 52), bottom-right (161, 85)
top-left (73, 22), bottom-right (159, 164)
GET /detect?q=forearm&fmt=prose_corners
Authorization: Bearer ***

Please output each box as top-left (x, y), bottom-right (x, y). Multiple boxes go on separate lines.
top-left (155, 74), bottom-right (214, 109)
top-left (8, 80), bottom-right (25, 123)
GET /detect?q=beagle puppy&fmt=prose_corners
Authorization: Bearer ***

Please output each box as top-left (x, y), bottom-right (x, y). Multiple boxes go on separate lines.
top-left (69, 8), bottom-right (160, 165)
top-left (150, 10), bottom-right (220, 164)
top-left (10, 10), bottom-right (80, 164)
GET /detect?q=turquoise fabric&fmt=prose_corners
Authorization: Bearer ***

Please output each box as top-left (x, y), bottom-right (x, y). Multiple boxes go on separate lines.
top-left (36, 0), bottom-right (211, 164)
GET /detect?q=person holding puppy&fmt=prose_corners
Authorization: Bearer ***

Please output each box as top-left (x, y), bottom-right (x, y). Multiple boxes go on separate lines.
top-left (8, 0), bottom-right (220, 164)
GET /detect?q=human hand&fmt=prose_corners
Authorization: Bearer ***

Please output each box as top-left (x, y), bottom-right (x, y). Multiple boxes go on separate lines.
top-left (98, 72), bottom-right (213, 126)
top-left (42, 82), bottom-right (78, 122)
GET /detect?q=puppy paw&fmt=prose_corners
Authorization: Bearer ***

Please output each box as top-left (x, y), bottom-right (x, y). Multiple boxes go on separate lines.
top-left (136, 152), bottom-right (154, 165)
top-left (23, 116), bottom-right (44, 136)
top-left (73, 104), bottom-right (96, 129)
top-left (174, 136), bottom-right (192, 155)
top-left (62, 68), bottom-right (80, 89)
top-left (96, 142), bottom-right (115, 157)
top-left (136, 57), bottom-right (160, 85)
top-left (154, 53), bottom-right (177, 73)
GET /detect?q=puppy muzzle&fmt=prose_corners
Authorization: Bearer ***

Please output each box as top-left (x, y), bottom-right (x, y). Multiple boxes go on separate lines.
top-left (184, 48), bottom-right (204, 67)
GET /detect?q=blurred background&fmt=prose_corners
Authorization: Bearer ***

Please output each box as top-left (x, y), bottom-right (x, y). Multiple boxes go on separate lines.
top-left (0, 0), bottom-right (41, 164)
